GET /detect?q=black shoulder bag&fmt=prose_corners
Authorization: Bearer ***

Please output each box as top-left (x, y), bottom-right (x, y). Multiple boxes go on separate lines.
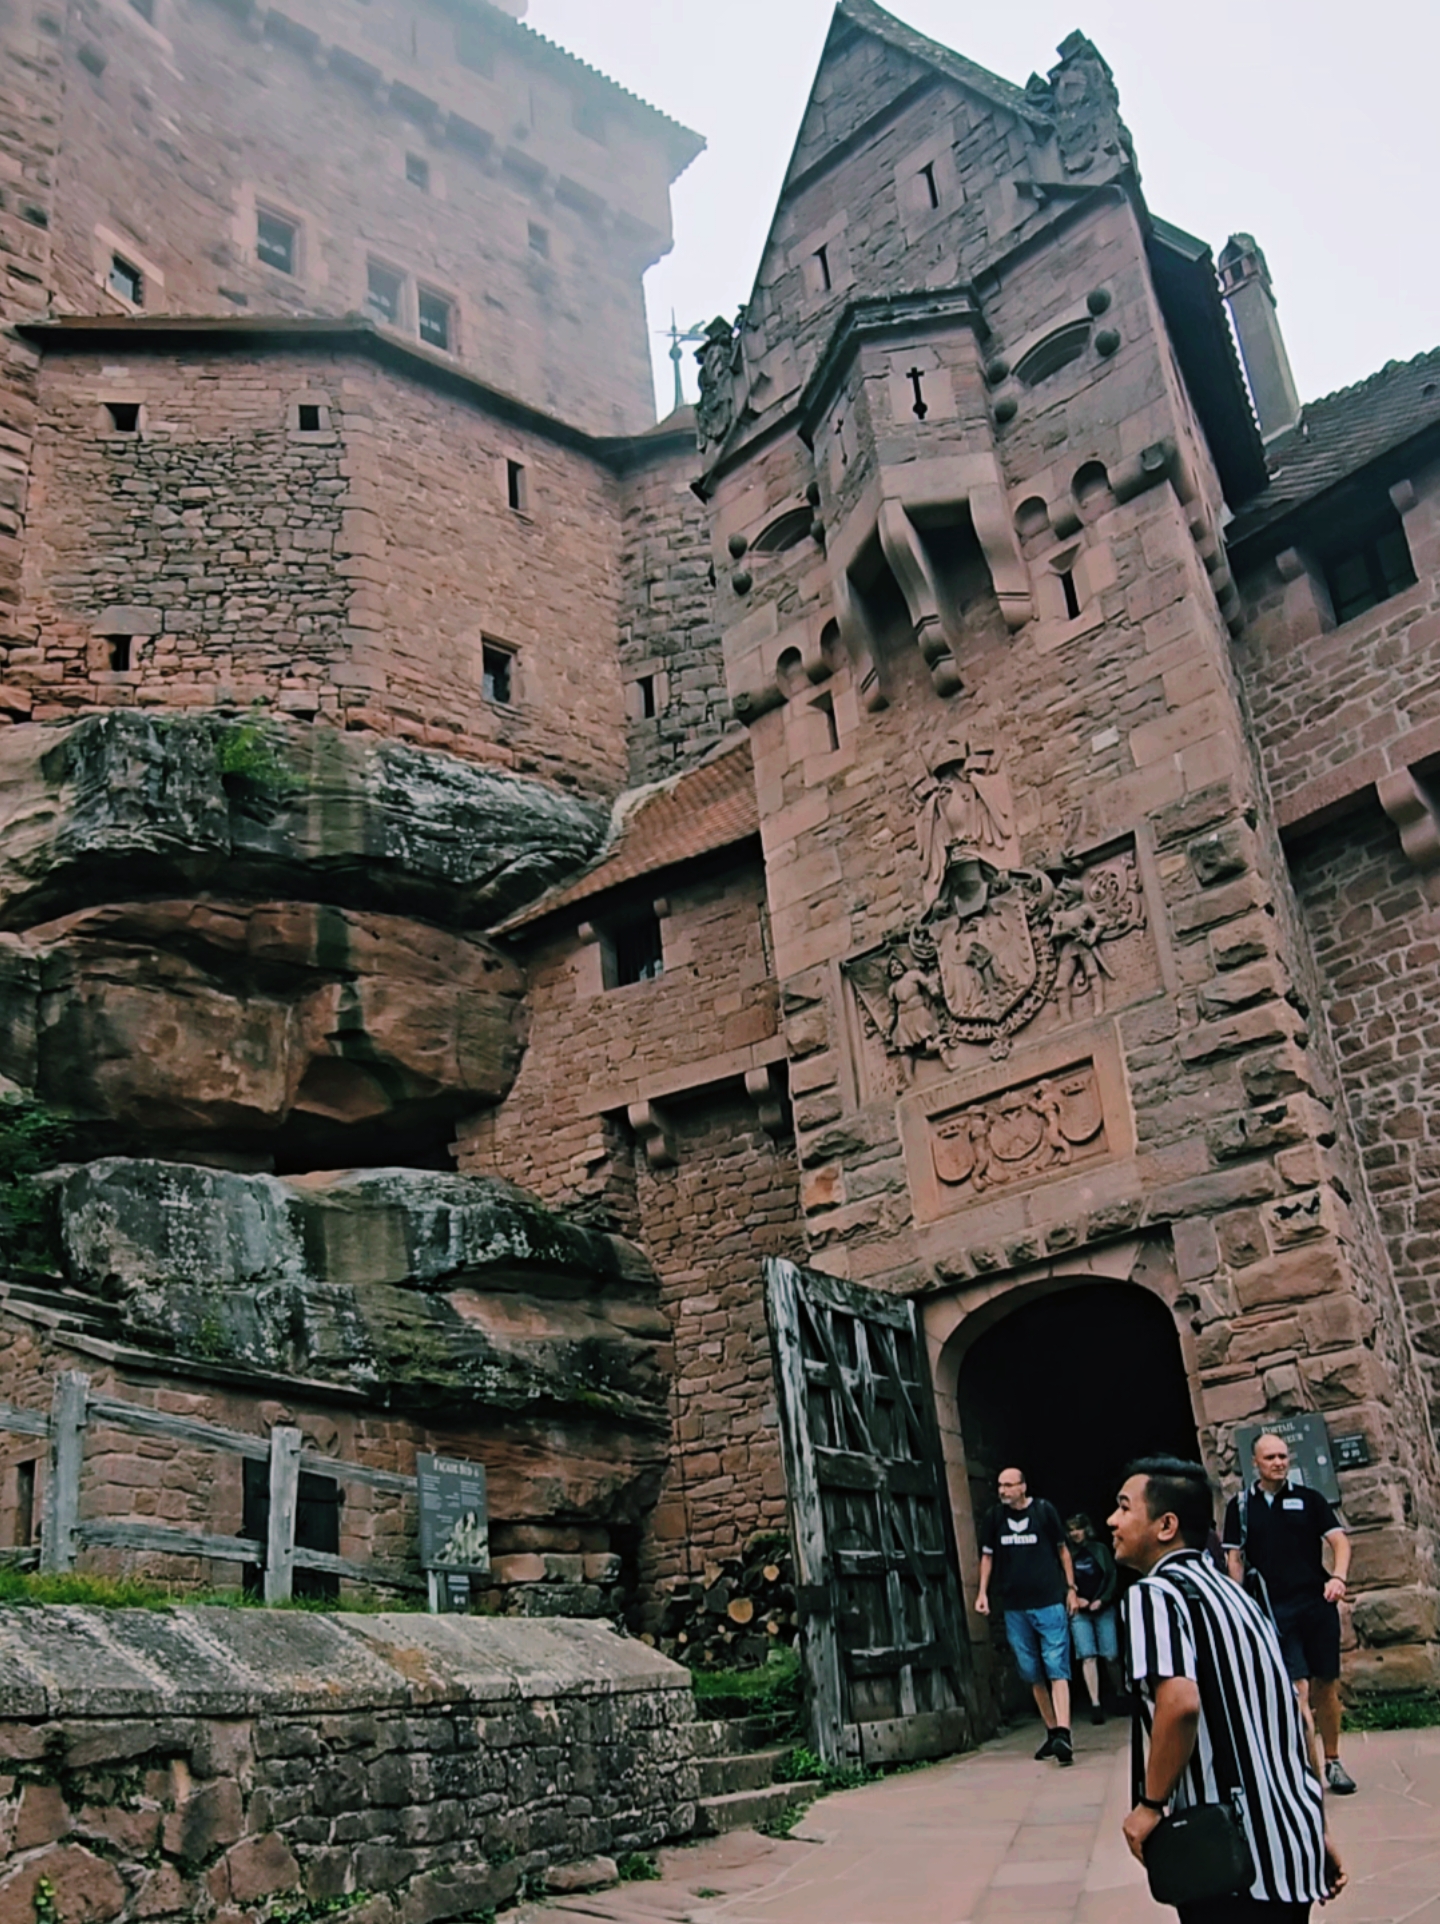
top-left (1237, 1487), bottom-right (1274, 1622)
top-left (1131, 1566), bottom-right (1257, 1909)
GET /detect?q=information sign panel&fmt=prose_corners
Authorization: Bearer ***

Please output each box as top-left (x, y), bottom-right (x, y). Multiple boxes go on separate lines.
top-left (1233, 1412), bottom-right (1341, 1504)
top-left (416, 1454), bottom-right (490, 1574)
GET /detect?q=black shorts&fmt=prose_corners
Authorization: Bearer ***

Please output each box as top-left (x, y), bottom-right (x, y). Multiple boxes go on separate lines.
top-left (1272, 1596), bottom-right (1341, 1683)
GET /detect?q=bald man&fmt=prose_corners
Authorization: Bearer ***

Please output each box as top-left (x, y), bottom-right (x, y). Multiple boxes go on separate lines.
top-left (976, 1467), bottom-right (1078, 1764)
top-left (1223, 1433), bottom-right (1356, 1794)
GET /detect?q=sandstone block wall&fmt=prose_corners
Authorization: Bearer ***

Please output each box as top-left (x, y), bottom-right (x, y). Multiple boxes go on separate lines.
top-left (0, 1608), bottom-right (697, 1924)
top-left (10, 347), bottom-right (629, 792)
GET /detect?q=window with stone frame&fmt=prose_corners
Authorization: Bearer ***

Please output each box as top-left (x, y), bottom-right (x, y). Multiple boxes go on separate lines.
top-left (255, 209), bottom-right (298, 276)
top-left (366, 260), bottom-right (403, 326)
top-left (1321, 505), bottom-right (1418, 625)
top-left (601, 908), bottom-right (664, 989)
top-left (481, 640), bottom-right (515, 705)
top-left (108, 254), bottom-right (143, 305)
top-left (418, 288), bottom-right (453, 351)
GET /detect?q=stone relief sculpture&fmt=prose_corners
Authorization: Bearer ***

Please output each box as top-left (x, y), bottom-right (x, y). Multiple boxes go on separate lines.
top-left (845, 744), bottom-right (1145, 1068)
top-left (930, 1064), bottom-right (1105, 1192)
top-left (695, 315), bottom-right (741, 452)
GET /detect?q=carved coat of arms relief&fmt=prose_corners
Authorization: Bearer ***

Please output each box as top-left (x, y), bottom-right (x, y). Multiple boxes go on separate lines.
top-left (846, 738), bottom-right (1146, 1071)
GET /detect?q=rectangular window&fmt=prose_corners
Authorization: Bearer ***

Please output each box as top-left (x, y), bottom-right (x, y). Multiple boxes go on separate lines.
top-left (108, 254), bottom-right (143, 305)
top-left (366, 260), bottom-right (402, 325)
top-left (506, 459), bottom-right (528, 514)
top-left (814, 244), bottom-right (832, 292)
top-left (1322, 511), bottom-right (1417, 625)
top-left (105, 401), bottom-right (140, 434)
top-left (528, 222), bottom-right (550, 257)
top-left (242, 1460), bottom-right (341, 1602)
top-left (296, 403), bottom-right (321, 433)
top-left (255, 210), bottom-right (297, 275)
top-left (13, 1459), bottom-right (36, 1547)
top-left (814, 691), bottom-right (839, 752)
top-left (417, 288), bottom-right (451, 351)
top-left (405, 152), bottom-right (430, 190)
top-left (482, 642), bottom-right (514, 705)
top-left (637, 674), bottom-right (656, 719)
top-left (920, 161), bottom-right (939, 209)
top-left (604, 911), bottom-right (664, 989)
top-left (1060, 568), bottom-right (1082, 620)
top-left (106, 636), bottom-right (133, 672)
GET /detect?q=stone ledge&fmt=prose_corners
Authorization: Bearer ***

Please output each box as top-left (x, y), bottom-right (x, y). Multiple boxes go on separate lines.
top-left (0, 1607), bottom-right (692, 1720)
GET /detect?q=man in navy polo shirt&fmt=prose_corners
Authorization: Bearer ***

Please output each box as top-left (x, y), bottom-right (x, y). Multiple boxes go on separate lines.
top-left (1222, 1433), bottom-right (1356, 1795)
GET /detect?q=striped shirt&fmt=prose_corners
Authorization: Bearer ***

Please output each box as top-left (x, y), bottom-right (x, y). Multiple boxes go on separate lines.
top-left (1124, 1548), bottom-right (1326, 1905)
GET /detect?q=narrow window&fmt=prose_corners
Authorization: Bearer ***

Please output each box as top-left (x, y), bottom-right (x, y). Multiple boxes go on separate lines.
top-left (106, 635), bottom-right (133, 671)
top-left (366, 261), bottom-right (402, 325)
top-left (920, 161), bottom-right (939, 209)
top-left (528, 222), bottom-right (550, 257)
top-left (417, 288), bottom-right (451, 350)
top-left (1059, 568), bottom-right (1082, 620)
top-left (506, 459), bottom-right (528, 514)
top-left (405, 152), bottom-right (430, 190)
top-left (814, 692), bottom-right (839, 752)
top-left (1324, 513), bottom-right (1418, 624)
top-left (108, 254), bottom-right (143, 304)
top-left (14, 1459), bottom-right (36, 1546)
top-left (814, 244), bottom-right (831, 292)
top-left (605, 911), bottom-right (664, 989)
top-left (105, 401), bottom-right (140, 433)
top-left (255, 210), bottom-right (297, 275)
top-left (637, 674), bottom-right (656, 719)
top-left (482, 642), bottom-right (513, 705)
top-left (296, 403), bottom-right (322, 433)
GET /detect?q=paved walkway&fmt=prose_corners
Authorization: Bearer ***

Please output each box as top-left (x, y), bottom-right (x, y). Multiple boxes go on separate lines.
top-left (525, 1723), bottom-right (1440, 1924)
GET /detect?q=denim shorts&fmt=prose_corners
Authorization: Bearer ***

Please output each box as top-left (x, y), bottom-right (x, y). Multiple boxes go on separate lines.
top-left (1003, 1603), bottom-right (1072, 1684)
top-left (1070, 1603), bottom-right (1119, 1663)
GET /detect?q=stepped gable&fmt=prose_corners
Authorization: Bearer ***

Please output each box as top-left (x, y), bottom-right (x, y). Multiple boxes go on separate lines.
top-left (496, 735), bottom-right (758, 931)
top-left (1230, 342), bottom-right (1440, 547)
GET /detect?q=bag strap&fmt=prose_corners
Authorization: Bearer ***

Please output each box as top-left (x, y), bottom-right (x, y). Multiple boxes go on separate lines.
top-left (1164, 1562), bottom-right (1249, 1809)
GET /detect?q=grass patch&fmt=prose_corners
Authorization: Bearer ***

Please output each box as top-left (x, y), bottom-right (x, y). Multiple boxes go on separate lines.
top-left (616, 1852), bottom-right (660, 1883)
top-left (0, 1571), bottom-right (422, 1612)
top-left (1344, 1692), bottom-right (1440, 1731)
top-left (778, 1744), bottom-right (876, 1793)
top-left (690, 1648), bottom-right (804, 1743)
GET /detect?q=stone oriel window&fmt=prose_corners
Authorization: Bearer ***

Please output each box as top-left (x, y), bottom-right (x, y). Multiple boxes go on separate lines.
top-left (366, 260), bottom-right (402, 325)
top-left (1322, 509), bottom-right (1417, 624)
top-left (256, 209), bottom-right (297, 275)
top-left (418, 288), bottom-right (452, 351)
top-left (108, 254), bottom-right (143, 305)
top-left (482, 640), bottom-right (514, 705)
top-left (602, 909), bottom-right (664, 989)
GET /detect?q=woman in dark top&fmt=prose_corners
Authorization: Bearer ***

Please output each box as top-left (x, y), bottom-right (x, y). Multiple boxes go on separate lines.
top-left (1066, 1512), bottom-right (1122, 1722)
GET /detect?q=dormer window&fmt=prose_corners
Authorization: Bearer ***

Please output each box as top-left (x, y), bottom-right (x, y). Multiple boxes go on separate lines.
top-left (1321, 506), bottom-right (1417, 625)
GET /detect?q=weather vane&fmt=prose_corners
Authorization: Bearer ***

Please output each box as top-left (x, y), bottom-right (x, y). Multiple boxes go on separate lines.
top-left (658, 312), bottom-right (707, 414)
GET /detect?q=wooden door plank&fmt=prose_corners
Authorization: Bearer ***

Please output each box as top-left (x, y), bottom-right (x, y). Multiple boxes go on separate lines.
top-left (39, 1371), bottom-right (88, 1575)
top-left (264, 1425), bottom-right (302, 1606)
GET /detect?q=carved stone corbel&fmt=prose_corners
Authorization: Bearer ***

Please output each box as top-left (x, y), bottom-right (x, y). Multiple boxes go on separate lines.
top-left (627, 1100), bottom-right (677, 1168)
top-left (831, 567), bottom-right (888, 712)
top-left (968, 483), bottom-right (1034, 631)
top-left (745, 1065), bottom-right (787, 1138)
top-left (1377, 768), bottom-right (1440, 872)
top-left (878, 498), bottom-right (963, 697)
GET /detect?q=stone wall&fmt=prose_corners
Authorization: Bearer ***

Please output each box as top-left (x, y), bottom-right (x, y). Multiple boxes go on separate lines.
top-left (36, 0), bottom-right (682, 436)
top-left (0, 1608), bottom-right (697, 1924)
top-left (11, 346), bottom-right (630, 794)
top-left (617, 435), bottom-right (731, 787)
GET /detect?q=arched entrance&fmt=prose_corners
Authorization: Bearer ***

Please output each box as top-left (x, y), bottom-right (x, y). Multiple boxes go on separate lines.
top-left (956, 1281), bottom-right (1201, 1532)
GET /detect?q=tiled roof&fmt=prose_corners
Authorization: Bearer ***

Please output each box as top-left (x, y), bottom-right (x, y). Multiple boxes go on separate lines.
top-left (1229, 343), bottom-right (1440, 549)
top-left (837, 0), bottom-right (1051, 126)
top-left (495, 735), bottom-right (758, 933)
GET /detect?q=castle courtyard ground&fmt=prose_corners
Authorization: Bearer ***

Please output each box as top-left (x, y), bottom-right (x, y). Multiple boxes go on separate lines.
top-left (522, 1724), bottom-right (1440, 1924)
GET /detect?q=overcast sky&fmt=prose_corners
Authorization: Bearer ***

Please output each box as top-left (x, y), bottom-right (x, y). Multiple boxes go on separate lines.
top-left (525, 0), bottom-right (1437, 422)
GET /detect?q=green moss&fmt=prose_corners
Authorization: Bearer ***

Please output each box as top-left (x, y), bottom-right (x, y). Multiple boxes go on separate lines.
top-left (0, 1095), bottom-right (76, 1277)
top-left (690, 1648), bottom-right (804, 1741)
top-left (1344, 1692), bottom-right (1440, 1730)
top-left (214, 709), bottom-right (304, 805)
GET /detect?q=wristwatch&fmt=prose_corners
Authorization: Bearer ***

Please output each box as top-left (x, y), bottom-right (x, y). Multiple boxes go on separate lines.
top-left (1137, 1794), bottom-right (1168, 1813)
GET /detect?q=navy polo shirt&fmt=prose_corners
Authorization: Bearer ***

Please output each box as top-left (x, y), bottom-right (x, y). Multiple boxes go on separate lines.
top-left (1221, 1481), bottom-right (1342, 1608)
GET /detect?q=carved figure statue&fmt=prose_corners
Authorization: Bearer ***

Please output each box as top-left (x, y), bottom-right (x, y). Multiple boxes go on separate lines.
top-left (695, 316), bottom-right (739, 451)
top-left (1032, 1078), bottom-right (1073, 1169)
top-left (888, 956), bottom-right (940, 1076)
top-left (915, 743), bottom-right (1014, 915)
top-left (1050, 871), bottom-right (1112, 1020)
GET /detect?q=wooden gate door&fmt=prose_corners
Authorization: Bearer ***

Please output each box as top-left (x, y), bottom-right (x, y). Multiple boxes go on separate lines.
top-left (765, 1257), bottom-right (978, 1767)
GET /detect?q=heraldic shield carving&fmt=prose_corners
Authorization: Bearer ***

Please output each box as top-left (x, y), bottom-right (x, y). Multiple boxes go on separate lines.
top-left (845, 740), bottom-right (1146, 1069)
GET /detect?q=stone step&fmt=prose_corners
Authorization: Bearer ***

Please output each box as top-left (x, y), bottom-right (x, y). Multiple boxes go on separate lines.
top-left (695, 1747), bottom-right (787, 1797)
top-left (688, 1715), bottom-right (783, 1758)
top-left (694, 1778), bottom-right (821, 1837)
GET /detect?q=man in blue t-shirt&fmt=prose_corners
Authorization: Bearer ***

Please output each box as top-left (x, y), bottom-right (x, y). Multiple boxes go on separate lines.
top-left (976, 1466), bottom-right (1078, 1764)
top-left (1222, 1433), bottom-right (1355, 1794)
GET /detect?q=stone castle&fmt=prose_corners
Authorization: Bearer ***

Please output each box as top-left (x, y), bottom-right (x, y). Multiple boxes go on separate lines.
top-left (1, 0), bottom-right (1438, 1708)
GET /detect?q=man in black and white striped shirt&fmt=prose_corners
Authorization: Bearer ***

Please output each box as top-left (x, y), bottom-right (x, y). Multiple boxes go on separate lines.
top-left (1111, 1457), bottom-right (1345, 1923)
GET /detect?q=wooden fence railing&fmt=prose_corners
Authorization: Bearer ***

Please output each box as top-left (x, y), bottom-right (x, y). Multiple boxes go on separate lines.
top-left (1, 1371), bottom-right (424, 1600)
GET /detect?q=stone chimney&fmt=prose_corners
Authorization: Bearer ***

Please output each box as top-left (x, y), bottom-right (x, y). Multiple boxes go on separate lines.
top-left (1219, 233), bottom-right (1301, 441)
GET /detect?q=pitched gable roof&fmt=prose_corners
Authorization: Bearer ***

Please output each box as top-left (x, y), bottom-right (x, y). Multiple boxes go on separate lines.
top-left (835, 0), bottom-right (1050, 128)
top-left (495, 735), bottom-right (759, 935)
top-left (1228, 343), bottom-right (1440, 550)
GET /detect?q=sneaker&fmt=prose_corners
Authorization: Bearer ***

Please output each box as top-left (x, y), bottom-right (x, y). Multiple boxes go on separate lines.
top-left (1052, 1729), bottom-right (1074, 1767)
top-left (1034, 1729), bottom-right (1056, 1760)
top-left (1090, 1704), bottom-right (1107, 1726)
top-left (1325, 1759), bottom-right (1357, 1795)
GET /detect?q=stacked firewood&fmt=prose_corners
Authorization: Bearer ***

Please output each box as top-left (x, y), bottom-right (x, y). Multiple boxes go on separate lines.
top-left (650, 1534), bottom-right (798, 1669)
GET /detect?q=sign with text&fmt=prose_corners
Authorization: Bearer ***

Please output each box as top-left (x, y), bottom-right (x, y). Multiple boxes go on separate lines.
top-left (1233, 1413), bottom-right (1341, 1504)
top-left (416, 1454), bottom-right (490, 1573)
